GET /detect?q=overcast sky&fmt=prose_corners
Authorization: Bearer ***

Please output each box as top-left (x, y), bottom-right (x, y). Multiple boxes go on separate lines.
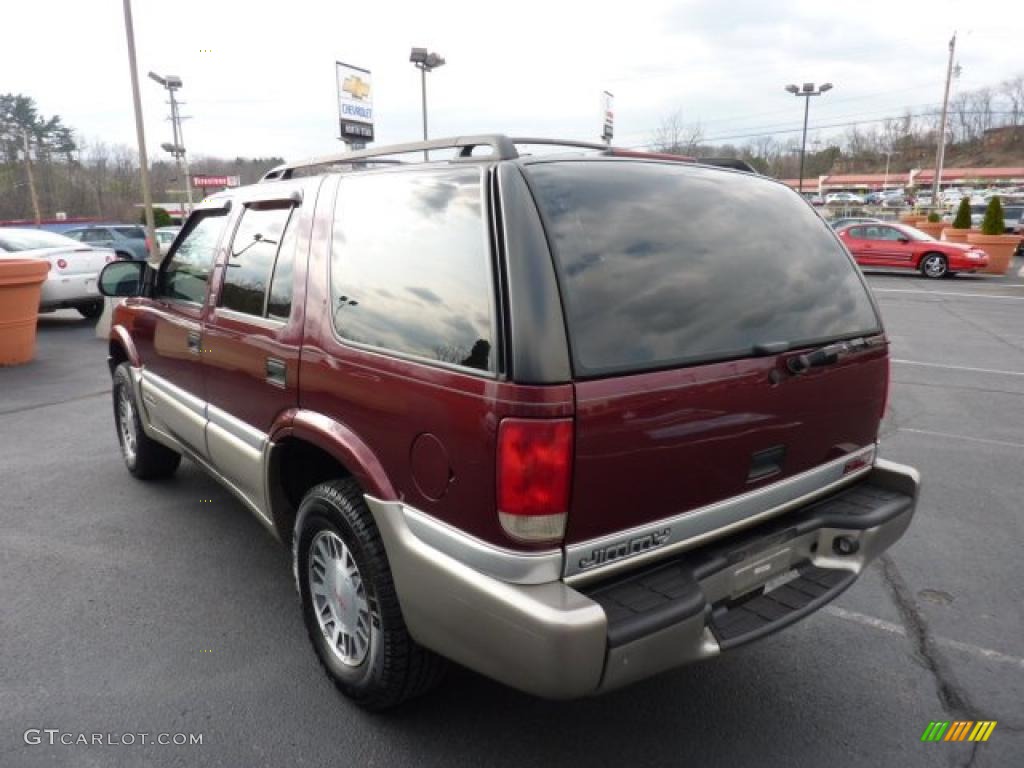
top-left (3, 0), bottom-right (1021, 163)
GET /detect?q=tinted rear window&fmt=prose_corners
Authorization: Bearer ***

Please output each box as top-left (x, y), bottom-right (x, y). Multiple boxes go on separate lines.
top-left (527, 161), bottom-right (881, 377)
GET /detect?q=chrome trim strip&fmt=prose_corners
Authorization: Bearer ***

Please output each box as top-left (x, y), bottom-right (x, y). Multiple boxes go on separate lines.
top-left (207, 402), bottom-right (266, 453)
top-left (140, 369), bottom-right (206, 418)
top-left (213, 307), bottom-right (286, 330)
top-left (564, 445), bottom-right (877, 585)
top-left (365, 496), bottom-right (563, 585)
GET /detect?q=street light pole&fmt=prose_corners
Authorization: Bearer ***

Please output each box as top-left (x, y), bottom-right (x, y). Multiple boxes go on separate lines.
top-left (149, 72), bottom-right (193, 216)
top-left (931, 33), bottom-right (957, 205)
top-left (785, 82), bottom-right (833, 194)
top-left (410, 47), bottom-right (445, 161)
top-left (122, 0), bottom-right (159, 261)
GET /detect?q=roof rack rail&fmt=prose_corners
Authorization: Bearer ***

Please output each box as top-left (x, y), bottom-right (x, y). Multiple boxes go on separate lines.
top-left (259, 134), bottom-right (613, 182)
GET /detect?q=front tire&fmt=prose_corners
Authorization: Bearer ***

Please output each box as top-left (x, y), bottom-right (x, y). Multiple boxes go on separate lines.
top-left (112, 363), bottom-right (181, 479)
top-left (295, 479), bottom-right (445, 710)
top-left (77, 300), bottom-right (103, 319)
top-left (920, 252), bottom-right (948, 279)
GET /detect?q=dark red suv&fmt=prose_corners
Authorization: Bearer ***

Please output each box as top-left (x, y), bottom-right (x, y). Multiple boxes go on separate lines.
top-left (98, 135), bottom-right (919, 710)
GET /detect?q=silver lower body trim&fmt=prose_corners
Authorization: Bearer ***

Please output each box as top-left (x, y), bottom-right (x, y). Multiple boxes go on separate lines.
top-left (363, 461), bottom-right (918, 699)
top-left (564, 444), bottom-right (877, 585)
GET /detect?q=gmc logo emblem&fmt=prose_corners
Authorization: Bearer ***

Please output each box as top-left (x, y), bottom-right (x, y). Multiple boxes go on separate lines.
top-left (578, 529), bottom-right (671, 571)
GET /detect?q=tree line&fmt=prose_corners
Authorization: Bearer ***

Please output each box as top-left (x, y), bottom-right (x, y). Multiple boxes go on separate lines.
top-left (651, 73), bottom-right (1024, 180)
top-left (0, 93), bottom-right (282, 223)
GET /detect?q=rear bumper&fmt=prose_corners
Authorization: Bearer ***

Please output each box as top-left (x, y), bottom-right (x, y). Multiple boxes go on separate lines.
top-left (40, 273), bottom-right (100, 308)
top-left (365, 458), bottom-right (919, 699)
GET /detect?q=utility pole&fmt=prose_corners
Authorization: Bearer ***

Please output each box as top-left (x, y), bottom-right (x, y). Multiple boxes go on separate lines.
top-left (931, 32), bottom-right (956, 205)
top-left (21, 130), bottom-right (42, 224)
top-left (167, 86), bottom-right (193, 210)
top-left (122, 0), bottom-right (159, 261)
top-left (785, 82), bottom-right (833, 194)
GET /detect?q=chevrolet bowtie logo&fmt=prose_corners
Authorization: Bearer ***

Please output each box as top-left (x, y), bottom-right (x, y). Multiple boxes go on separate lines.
top-left (342, 76), bottom-right (370, 100)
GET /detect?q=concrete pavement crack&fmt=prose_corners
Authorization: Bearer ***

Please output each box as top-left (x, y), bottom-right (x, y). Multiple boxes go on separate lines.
top-left (876, 553), bottom-right (980, 718)
top-left (0, 390), bottom-right (107, 417)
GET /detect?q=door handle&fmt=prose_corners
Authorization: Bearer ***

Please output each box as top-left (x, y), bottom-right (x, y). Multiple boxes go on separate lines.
top-left (266, 357), bottom-right (287, 388)
top-left (187, 330), bottom-right (201, 355)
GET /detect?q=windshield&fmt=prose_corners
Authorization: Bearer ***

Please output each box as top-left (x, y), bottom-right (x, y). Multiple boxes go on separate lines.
top-left (0, 229), bottom-right (81, 252)
top-left (527, 160), bottom-right (882, 377)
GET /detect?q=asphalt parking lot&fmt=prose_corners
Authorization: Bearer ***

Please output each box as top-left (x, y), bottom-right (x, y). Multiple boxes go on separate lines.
top-left (2, 265), bottom-right (1023, 767)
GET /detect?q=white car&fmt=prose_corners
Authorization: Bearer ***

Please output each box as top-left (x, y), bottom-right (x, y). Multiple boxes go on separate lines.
top-left (154, 226), bottom-right (181, 256)
top-left (825, 192), bottom-right (866, 205)
top-left (0, 228), bottom-right (117, 318)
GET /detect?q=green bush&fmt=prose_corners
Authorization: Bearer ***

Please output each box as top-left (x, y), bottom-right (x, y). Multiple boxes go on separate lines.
top-left (952, 197), bottom-right (972, 229)
top-left (927, 212), bottom-right (941, 223)
top-left (140, 206), bottom-right (173, 228)
top-left (980, 196), bottom-right (1005, 236)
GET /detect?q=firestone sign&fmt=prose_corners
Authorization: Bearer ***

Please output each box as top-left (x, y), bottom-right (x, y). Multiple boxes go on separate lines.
top-left (191, 175), bottom-right (239, 188)
top-left (336, 61), bottom-right (374, 143)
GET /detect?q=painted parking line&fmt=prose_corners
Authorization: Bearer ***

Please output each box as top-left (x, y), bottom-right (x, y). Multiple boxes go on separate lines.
top-left (823, 606), bottom-right (1024, 671)
top-left (894, 427), bottom-right (1024, 451)
top-left (872, 288), bottom-right (1024, 300)
top-left (891, 359), bottom-right (1024, 377)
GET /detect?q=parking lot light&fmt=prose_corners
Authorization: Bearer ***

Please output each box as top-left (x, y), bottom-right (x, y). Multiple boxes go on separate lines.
top-left (785, 81), bottom-right (833, 193)
top-left (410, 47), bottom-right (446, 160)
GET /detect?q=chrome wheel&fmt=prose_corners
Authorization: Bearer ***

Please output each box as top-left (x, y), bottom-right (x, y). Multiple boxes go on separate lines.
top-left (118, 389), bottom-right (138, 464)
top-left (922, 254), bottom-right (947, 278)
top-left (309, 530), bottom-right (374, 667)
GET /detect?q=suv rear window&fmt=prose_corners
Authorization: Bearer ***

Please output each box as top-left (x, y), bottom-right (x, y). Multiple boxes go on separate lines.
top-left (527, 161), bottom-right (881, 377)
top-left (113, 226), bottom-right (146, 239)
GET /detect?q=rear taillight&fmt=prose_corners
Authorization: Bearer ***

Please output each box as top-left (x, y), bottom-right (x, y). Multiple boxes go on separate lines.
top-left (145, 237), bottom-right (152, 253)
top-left (56, 258), bottom-right (68, 270)
top-left (497, 418), bottom-right (573, 543)
top-left (880, 354), bottom-right (890, 420)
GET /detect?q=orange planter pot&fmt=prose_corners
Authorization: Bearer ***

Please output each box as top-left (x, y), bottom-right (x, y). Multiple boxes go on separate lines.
top-left (915, 221), bottom-right (944, 238)
top-left (899, 214), bottom-right (925, 225)
top-left (0, 259), bottom-right (49, 366)
top-left (966, 233), bottom-right (1018, 275)
top-left (941, 227), bottom-right (970, 243)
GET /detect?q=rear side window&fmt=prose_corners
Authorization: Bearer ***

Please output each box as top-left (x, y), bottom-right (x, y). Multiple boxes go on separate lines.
top-left (222, 204), bottom-right (295, 317)
top-left (113, 226), bottom-right (146, 239)
top-left (330, 168), bottom-right (494, 373)
top-left (158, 211), bottom-right (227, 303)
top-left (527, 161), bottom-right (881, 377)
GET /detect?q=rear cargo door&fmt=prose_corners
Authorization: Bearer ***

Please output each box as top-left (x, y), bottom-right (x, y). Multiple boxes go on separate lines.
top-left (525, 160), bottom-right (887, 563)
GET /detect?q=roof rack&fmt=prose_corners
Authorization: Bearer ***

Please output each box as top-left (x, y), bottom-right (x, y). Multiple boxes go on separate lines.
top-left (260, 135), bottom-right (612, 182)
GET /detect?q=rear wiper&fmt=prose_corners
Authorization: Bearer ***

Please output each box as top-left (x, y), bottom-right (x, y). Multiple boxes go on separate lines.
top-left (786, 337), bottom-right (871, 375)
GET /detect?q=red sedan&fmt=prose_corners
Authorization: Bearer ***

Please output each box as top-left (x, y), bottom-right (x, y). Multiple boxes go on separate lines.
top-left (837, 222), bottom-right (989, 278)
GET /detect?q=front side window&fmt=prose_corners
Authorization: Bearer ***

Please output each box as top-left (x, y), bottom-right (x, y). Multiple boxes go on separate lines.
top-left (221, 204), bottom-right (294, 316)
top-left (158, 211), bottom-right (227, 303)
top-left (330, 168), bottom-right (494, 373)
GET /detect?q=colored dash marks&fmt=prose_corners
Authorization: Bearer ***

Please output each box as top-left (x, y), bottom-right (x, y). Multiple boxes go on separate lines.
top-left (921, 721), bottom-right (997, 742)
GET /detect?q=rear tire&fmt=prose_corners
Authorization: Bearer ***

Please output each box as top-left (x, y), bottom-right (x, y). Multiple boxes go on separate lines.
top-left (295, 479), bottom-right (446, 710)
top-left (112, 363), bottom-right (181, 479)
top-left (920, 252), bottom-right (948, 279)
top-left (77, 300), bottom-right (103, 319)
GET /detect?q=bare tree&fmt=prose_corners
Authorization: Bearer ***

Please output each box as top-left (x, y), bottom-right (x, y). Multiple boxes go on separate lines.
top-left (651, 110), bottom-right (704, 155)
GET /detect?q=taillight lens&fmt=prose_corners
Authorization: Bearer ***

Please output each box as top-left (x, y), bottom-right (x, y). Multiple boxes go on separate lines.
top-left (880, 354), bottom-right (890, 420)
top-left (56, 258), bottom-right (68, 270)
top-left (497, 418), bottom-right (573, 543)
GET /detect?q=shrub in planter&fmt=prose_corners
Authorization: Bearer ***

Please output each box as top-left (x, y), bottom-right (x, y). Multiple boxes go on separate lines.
top-left (916, 212), bottom-right (944, 238)
top-left (140, 207), bottom-right (173, 228)
top-left (943, 198), bottom-right (974, 242)
top-left (952, 198), bottom-right (972, 229)
top-left (967, 196), bottom-right (1016, 274)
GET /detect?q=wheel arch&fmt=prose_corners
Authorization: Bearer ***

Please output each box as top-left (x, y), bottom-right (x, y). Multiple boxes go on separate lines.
top-left (108, 325), bottom-right (140, 376)
top-left (267, 409), bottom-right (397, 544)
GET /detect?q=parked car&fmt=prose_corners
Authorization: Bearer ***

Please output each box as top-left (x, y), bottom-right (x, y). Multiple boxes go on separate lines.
top-left (63, 224), bottom-right (150, 261)
top-left (0, 228), bottom-right (116, 317)
top-left (97, 135), bottom-right (919, 710)
top-left (154, 226), bottom-right (181, 256)
top-left (824, 192), bottom-right (865, 205)
top-left (837, 222), bottom-right (989, 278)
top-left (830, 216), bottom-right (881, 229)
